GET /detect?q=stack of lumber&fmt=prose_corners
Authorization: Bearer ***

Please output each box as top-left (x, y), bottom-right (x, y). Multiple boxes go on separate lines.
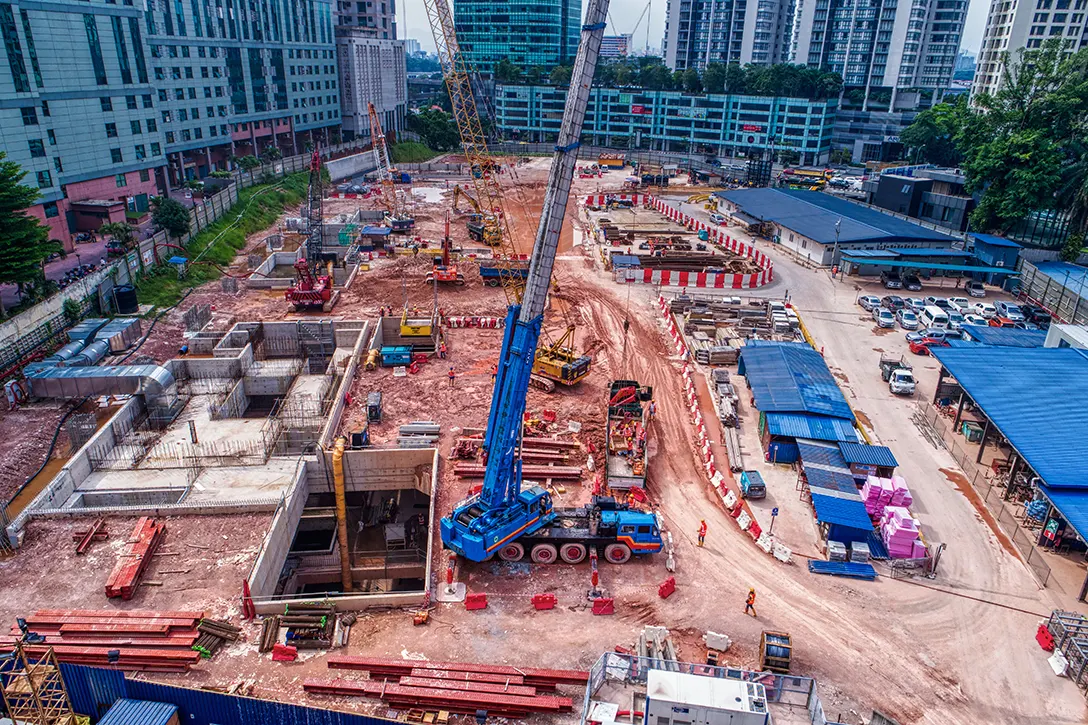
top-left (105, 517), bottom-right (166, 599)
top-left (192, 618), bottom-right (242, 659)
top-left (306, 657), bottom-right (589, 718)
top-left (0, 610), bottom-right (205, 672)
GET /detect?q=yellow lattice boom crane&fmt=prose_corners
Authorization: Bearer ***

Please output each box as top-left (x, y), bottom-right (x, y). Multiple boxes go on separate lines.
top-left (423, 0), bottom-right (590, 390)
top-left (368, 102), bottom-right (415, 231)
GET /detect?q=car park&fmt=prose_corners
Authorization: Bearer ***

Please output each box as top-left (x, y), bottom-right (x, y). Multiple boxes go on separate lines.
top-left (962, 313), bottom-right (988, 326)
top-left (988, 316), bottom-right (1017, 328)
top-left (995, 301), bottom-right (1025, 321)
top-left (909, 337), bottom-right (950, 355)
top-left (905, 328), bottom-right (948, 344)
top-left (924, 297), bottom-right (953, 312)
top-left (966, 280), bottom-right (986, 297)
top-left (947, 297), bottom-right (971, 312)
top-left (947, 311), bottom-right (965, 330)
top-left (873, 308), bottom-right (896, 328)
top-left (896, 309), bottom-right (919, 329)
top-left (881, 295), bottom-right (906, 311)
top-left (971, 301), bottom-right (997, 318)
top-left (858, 295), bottom-right (881, 311)
top-left (881, 270), bottom-right (903, 289)
top-left (902, 274), bottom-right (923, 291)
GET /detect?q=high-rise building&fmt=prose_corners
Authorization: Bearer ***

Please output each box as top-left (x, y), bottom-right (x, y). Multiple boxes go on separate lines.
top-left (336, 0), bottom-right (397, 39)
top-left (405, 38), bottom-right (422, 55)
top-left (452, 0), bottom-right (582, 73)
top-left (601, 34), bottom-right (633, 58)
top-left (0, 0), bottom-right (341, 241)
top-left (974, 1), bottom-right (1088, 99)
top-left (662, 0), bottom-right (795, 71)
top-left (337, 29), bottom-right (408, 140)
top-left (792, 0), bottom-right (967, 162)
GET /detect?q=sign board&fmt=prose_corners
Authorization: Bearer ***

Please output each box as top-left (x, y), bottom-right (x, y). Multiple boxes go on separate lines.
top-left (618, 93), bottom-right (633, 104)
top-left (884, 135), bottom-right (901, 143)
top-left (742, 124), bottom-right (764, 132)
top-left (631, 104), bottom-right (652, 115)
top-left (678, 107), bottom-right (707, 119)
top-left (1044, 518), bottom-right (1060, 541)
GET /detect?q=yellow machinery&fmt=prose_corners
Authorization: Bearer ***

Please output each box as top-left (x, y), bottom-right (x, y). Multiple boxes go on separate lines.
top-left (331, 437), bottom-right (353, 592)
top-left (687, 192), bottom-right (710, 204)
top-left (423, 0), bottom-right (591, 388)
top-left (400, 308), bottom-right (436, 337)
top-left (368, 103), bottom-right (414, 230)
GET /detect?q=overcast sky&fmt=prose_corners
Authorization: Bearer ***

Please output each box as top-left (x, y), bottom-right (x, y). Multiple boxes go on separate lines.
top-left (401, 0), bottom-right (991, 57)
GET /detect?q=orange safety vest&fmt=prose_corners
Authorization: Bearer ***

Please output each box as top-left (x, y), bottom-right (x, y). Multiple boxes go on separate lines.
top-left (746, 591), bottom-right (756, 606)
top-left (698, 522), bottom-right (707, 536)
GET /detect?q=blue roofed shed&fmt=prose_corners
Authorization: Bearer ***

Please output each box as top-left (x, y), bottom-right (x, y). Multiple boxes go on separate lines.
top-left (739, 341), bottom-right (854, 420)
top-left (810, 490), bottom-right (873, 544)
top-left (99, 699), bottom-right (179, 725)
top-left (970, 233), bottom-right (1021, 284)
top-left (959, 325), bottom-right (1046, 348)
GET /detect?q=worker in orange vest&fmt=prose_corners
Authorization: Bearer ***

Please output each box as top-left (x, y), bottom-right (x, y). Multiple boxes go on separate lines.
top-left (447, 366), bottom-right (456, 388)
top-left (697, 520), bottom-right (707, 547)
top-left (438, 342), bottom-right (447, 359)
top-left (745, 588), bottom-right (757, 617)
top-left (491, 363), bottom-right (498, 382)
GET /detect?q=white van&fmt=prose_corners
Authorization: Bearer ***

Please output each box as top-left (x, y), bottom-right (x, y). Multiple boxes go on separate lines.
top-left (920, 305), bottom-right (949, 329)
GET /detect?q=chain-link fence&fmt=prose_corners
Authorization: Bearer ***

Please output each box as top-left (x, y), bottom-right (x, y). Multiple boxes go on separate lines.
top-left (914, 400), bottom-right (1052, 586)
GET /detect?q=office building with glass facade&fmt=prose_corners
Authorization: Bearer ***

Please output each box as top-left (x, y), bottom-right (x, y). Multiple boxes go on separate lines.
top-left (495, 84), bottom-right (836, 165)
top-left (452, 0), bottom-right (582, 72)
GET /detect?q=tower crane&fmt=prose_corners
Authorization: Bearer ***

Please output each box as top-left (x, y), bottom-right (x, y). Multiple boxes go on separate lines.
top-left (368, 102), bottom-right (415, 231)
top-left (285, 151), bottom-right (336, 312)
top-left (426, 0), bottom-right (662, 564)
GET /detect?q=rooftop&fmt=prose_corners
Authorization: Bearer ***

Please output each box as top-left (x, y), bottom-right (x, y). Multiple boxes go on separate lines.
top-left (959, 325), bottom-right (1047, 348)
top-left (970, 233), bottom-right (1022, 249)
top-left (1033, 262), bottom-right (1088, 302)
top-left (716, 188), bottom-right (959, 246)
top-left (739, 341), bottom-right (854, 421)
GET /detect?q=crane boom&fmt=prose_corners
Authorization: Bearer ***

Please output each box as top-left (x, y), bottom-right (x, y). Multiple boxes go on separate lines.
top-left (368, 103), bottom-right (414, 230)
top-left (432, 0), bottom-right (611, 560)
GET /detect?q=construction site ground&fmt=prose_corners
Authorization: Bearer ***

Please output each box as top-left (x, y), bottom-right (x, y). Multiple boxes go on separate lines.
top-left (0, 160), bottom-right (1080, 725)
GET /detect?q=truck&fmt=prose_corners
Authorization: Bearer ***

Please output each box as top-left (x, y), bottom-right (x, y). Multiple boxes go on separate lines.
top-left (479, 259), bottom-right (530, 287)
top-left (739, 470), bottom-right (767, 499)
top-left (605, 380), bottom-right (651, 490)
top-left (441, 494), bottom-right (662, 564)
top-left (879, 353), bottom-right (916, 395)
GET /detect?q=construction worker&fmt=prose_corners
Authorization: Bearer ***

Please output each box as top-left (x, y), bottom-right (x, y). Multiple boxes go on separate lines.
top-left (491, 363), bottom-right (498, 382)
top-left (438, 342), bottom-right (447, 359)
top-left (648, 399), bottom-right (657, 421)
top-left (448, 366), bottom-right (456, 387)
top-left (745, 588), bottom-right (757, 617)
top-left (697, 519), bottom-right (707, 546)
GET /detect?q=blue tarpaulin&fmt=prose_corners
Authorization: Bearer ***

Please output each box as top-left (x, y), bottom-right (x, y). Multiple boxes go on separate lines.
top-left (959, 325), bottom-right (1047, 348)
top-left (360, 226), bottom-right (392, 236)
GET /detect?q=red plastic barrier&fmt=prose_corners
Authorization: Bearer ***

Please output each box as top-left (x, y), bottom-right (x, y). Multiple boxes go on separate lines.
top-left (1037, 624), bottom-right (1056, 651)
top-left (591, 598), bottom-right (614, 615)
top-left (748, 521), bottom-right (763, 540)
top-left (532, 593), bottom-right (557, 610)
top-left (658, 577), bottom-right (676, 599)
top-left (465, 592), bottom-right (488, 611)
top-left (272, 643), bottom-right (298, 661)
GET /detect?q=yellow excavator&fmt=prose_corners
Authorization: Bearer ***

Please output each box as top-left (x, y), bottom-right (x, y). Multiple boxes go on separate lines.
top-left (451, 184), bottom-right (500, 246)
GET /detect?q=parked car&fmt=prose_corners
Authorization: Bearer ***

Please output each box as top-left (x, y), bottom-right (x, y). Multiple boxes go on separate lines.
top-left (948, 311), bottom-right (966, 330)
top-left (873, 308), bottom-right (896, 328)
top-left (962, 313), bottom-right (988, 327)
top-left (947, 297), bottom-right (971, 312)
top-left (902, 274), bottom-right (923, 291)
top-left (739, 470), bottom-right (766, 499)
top-left (709, 212), bottom-right (726, 225)
top-left (995, 301), bottom-right (1025, 321)
top-left (971, 301), bottom-right (997, 318)
top-left (924, 296), bottom-right (953, 312)
top-left (905, 328), bottom-right (948, 344)
top-left (989, 316), bottom-right (1017, 328)
top-left (881, 295), bottom-right (906, 311)
top-left (896, 309), bottom-right (919, 330)
top-left (966, 280), bottom-right (986, 297)
top-left (105, 240), bottom-right (127, 256)
top-left (881, 270), bottom-right (903, 289)
top-left (1020, 305), bottom-right (1052, 327)
top-left (858, 295), bottom-right (881, 311)
top-left (909, 337), bottom-right (950, 355)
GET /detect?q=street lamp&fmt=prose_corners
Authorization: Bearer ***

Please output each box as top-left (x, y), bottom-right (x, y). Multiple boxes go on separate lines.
top-left (832, 217), bottom-right (841, 274)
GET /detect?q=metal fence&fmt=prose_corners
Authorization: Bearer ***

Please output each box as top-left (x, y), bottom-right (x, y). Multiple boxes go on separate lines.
top-left (1017, 257), bottom-right (1088, 326)
top-left (581, 654), bottom-right (848, 725)
top-left (913, 400), bottom-right (1052, 586)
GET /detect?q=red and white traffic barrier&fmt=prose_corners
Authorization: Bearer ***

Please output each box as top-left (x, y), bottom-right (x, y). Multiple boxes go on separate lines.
top-left (583, 193), bottom-right (648, 207)
top-left (445, 316), bottom-right (505, 328)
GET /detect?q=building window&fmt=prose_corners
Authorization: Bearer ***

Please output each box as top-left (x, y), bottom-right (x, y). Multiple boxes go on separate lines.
top-left (0, 5), bottom-right (30, 93)
top-left (135, 144), bottom-right (146, 159)
top-left (41, 99), bottom-right (49, 116)
top-left (43, 201), bottom-right (58, 218)
top-left (111, 16), bottom-right (132, 84)
top-left (28, 139), bottom-right (44, 157)
top-left (165, 131), bottom-right (174, 143)
top-left (111, 148), bottom-right (123, 163)
top-left (139, 168), bottom-right (150, 182)
top-left (142, 93), bottom-right (153, 108)
top-left (20, 9), bottom-right (41, 88)
top-left (84, 14), bottom-right (108, 85)
top-left (115, 173), bottom-right (127, 187)
top-left (158, 89), bottom-right (167, 101)
top-left (105, 122), bottom-right (117, 138)
top-left (53, 156), bottom-right (62, 172)
top-left (20, 107), bottom-right (37, 125)
top-left (126, 95), bottom-right (137, 110)
top-left (147, 118), bottom-right (157, 132)
top-left (36, 170), bottom-right (50, 188)
top-left (131, 120), bottom-right (142, 134)
top-left (47, 129), bottom-right (55, 145)
top-left (151, 142), bottom-right (161, 155)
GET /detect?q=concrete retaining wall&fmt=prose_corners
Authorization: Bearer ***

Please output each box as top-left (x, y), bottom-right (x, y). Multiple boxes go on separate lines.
top-left (246, 464), bottom-right (310, 598)
top-left (247, 252), bottom-right (300, 290)
top-left (326, 152), bottom-right (376, 182)
top-left (211, 378), bottom-right (249, 420)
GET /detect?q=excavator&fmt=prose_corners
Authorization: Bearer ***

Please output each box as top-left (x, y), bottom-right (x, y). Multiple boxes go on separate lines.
top-left (425, 211), bottom-right (465, 285)
top-left (531, 325), bottom-right (591, 391)
top-left (451, 184), bottom-right (499, 245)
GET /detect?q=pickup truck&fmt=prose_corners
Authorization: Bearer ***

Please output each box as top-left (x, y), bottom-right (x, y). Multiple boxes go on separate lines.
top-left (880, 354), bottom-right (916, 395)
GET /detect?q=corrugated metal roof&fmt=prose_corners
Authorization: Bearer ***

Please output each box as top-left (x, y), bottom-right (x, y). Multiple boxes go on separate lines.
top-left (840, 257), bottom-right (1014, 273)
top-left (740, 341), bottom-right (854, 420)
top-left (886, 248), bottom-right (973, 258)
top-left (959, 325), bottom-right (1047, 348)
top-left (796, 438), bottom-right (847, 467)
top-left (99, 699), bottom-right (178, 725)
top-left (1039, 485), bottom-right (1088, 540)
top-left (837, 249), bottom-right (898, 258)
top-left (765, 413), bottom-right (859, 443)
top-left (838, 442), bottom-right (899, 468)
top-left (612, 254), bottom-right (641, 267)
top-left (929, 346), bottom-right (1088, 490)
top-left (810, 492), bottom-right (873, 531)
top-left (971, 233), bottom-right (1021, 248)
top-left (716, 188), bottom-right (958, 245)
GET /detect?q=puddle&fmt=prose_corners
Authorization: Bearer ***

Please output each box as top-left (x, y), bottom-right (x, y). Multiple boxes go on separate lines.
top-left (938, 467), bottom-right (1019, 559)
top-left (854, 409), bottom-right (873, 430)
top-left (5, 455), bottom-right (69, 520)
top-left (411, 186), bottom-right (446, 204)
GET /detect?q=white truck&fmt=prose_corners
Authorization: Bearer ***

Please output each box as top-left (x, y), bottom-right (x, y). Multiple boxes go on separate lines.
top-left (880, 354), bottom-right (916, 396)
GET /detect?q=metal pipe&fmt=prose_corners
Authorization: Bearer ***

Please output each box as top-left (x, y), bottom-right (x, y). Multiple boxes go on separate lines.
top-left (332, 436), bottom-right (354, 592)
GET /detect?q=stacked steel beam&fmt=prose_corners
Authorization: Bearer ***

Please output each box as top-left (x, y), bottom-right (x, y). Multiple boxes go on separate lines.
top-left (105, 517), bottom-right (166, 599)
top-left (305, 657), bottom-right (588, 718)
top-left (1, 610), bottom-right (205, 672)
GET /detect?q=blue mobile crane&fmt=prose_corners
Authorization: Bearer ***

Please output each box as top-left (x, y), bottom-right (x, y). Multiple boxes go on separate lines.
top-left (425, 0), bottom-right (663, 565)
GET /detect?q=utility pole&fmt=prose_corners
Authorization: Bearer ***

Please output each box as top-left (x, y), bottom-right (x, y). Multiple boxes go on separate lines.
top-left (832, 217), bottom-right (842, 273)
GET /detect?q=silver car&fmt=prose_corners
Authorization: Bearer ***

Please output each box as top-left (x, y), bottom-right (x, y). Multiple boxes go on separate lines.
top-left (858, 295), bottom-right (881, 311)
top-left (873, 308), bottom-right (896, 328)
top-left (896, 309), bottom-right (919, 330)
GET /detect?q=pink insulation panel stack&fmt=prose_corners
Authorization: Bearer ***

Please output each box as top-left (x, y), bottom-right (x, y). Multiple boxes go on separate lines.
top-left (862, 476), bottom-right (895, 517)
top-left (881, 506), bottom-right (925, 559)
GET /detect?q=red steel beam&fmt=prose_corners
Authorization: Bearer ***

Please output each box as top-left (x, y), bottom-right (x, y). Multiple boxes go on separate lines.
top-left (407, 669), bottom-right (529, 686)
top-left (327, 656), bottom-right (589, 685)
top-left (397, 677), bottom-right (538, 697)
top-left (32, 609), bottom-right (206, 619)
top-left (303, 679), bottom-right (572, 713)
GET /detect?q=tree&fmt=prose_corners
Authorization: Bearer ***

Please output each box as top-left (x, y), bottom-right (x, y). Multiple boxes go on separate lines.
top-left (235, 155), bottom-right (261, 171)
top-left (152, 197), bottom-right (191, 243)
top-left (261, 146), bottom-right (282, 162)
top-left (901, 95), bottom-right (971, 167)
top-left (1060, 232), bottom-right (1085, 262)
top-left (682, 68), bottom-right (702, 93)
top-left (527, 66), bottom-right (545, 84)
top-left (703, 63), bottom-right (726, 94)
top-left (494, 58), bottom-right (523, 84)
top-left (100, 221), bottom-right (141, 272)
top-left (614, 63), bottom-right (634, 86)
top-left (549, 65), bottom-right (573, 86)
top-left (724, 64), bottom-right (746, 93)
top-left (0, 151), bottom-right (60, 314)
top-left (406, 109), bottom-right (460, 151)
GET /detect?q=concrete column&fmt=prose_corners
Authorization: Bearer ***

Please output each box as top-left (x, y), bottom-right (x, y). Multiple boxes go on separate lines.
top-left (952, 392), bottom-right (966, 429)
top-left (291, 122), bottom-right (298, 155)
top-left (230, 137), bottom-right (237, 166)
top-left (205, 146), bottom-right (212, 174)
top-left (250, 123), bottom-right (258, 157)
top-left (975, 419), bottom-right (991, 464)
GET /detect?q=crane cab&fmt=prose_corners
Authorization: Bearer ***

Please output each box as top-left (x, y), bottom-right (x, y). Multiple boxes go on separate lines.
top-left (441, 486), bottom-right (554, 561)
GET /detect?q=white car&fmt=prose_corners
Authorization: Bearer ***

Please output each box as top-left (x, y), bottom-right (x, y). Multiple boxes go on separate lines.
top-left (947, 297), bottom-right (971, 312)
top-left (948, 311), bottom-right (966, 330)
top-left (873, 308), bottom-right (896, 328)
top-left (971, 302), bottom-right (997, 319)
top-left (905, 297), bottom-right (926, 311)
top-left (962, 313), bottom-right (988, 326)
top-left (966, 280), bottom-right (986, 297)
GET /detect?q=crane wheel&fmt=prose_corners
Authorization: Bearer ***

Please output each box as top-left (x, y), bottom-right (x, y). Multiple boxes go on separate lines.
top-left (559, 543), bottom-right (587, 564)
top-left (604, 543), bottom-right (631, 564)
top-left (530, 543), bottom-right (557, 564)
top-left (529, 375), bottom-right (556, 393)
top-left (498, 542), bottom-right (525, 562)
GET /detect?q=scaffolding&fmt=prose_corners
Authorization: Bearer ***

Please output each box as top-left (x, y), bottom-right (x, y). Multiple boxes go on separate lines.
top-left (0, 645), bottom-right (77, 725)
